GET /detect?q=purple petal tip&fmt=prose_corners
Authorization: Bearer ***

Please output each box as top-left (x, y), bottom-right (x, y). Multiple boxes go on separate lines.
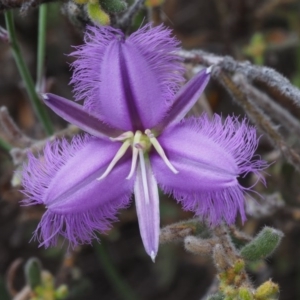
top-left (151, 251), bottom-right (156, 263)
top-left (206, 66), bottom-right (213, 74)
top-left (42, 93), bottom-right (49, 101)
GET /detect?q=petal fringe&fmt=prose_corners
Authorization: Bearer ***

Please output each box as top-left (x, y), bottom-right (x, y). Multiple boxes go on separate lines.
top-left (187, 114), bottom-right (267, 180)
top-left (22, 135), bottom-right (93, 206)
top-left (33, 195), bottom-right (131, 248)
top-left (164, 185), bottom-right (246, 225)
top-left (152, 114), bottom-right (268, 225)
top-left (127, 24), bottom-right (185, 104)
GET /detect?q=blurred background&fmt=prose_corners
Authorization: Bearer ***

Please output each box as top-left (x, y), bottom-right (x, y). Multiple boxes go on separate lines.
top-left (1, 0), bottom-right (300, 299)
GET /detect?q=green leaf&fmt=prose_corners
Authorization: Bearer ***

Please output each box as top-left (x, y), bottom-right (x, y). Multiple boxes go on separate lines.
top-left (25, 257), bottom-right (42, 289)
top-left (100, 0), bottom-right (127, 13)
top-left (240, 227), bottom-right (283, 261)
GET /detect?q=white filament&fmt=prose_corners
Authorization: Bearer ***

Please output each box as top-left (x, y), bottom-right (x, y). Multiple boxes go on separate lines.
top-left (126, 131), bottom-right (142, 179)
top-left (145, 129), bottom-right (178, 174)
top-left (110, 131), bottom-right (134, 142)
top-left (98, 129), bottom-right (179, 183)
top-left (97, 140), bottom-right (131, 180)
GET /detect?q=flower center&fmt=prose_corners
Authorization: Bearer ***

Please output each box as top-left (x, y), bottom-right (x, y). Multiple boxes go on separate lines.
top-left (97, 129), bottom-right (178, 181)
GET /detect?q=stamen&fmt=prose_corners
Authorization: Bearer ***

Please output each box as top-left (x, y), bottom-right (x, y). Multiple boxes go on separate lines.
top-left (145, 129), bottom-right (179, 174)
top-left (110, 131), bottom-right (134, 142)
top-left (139, 150), bottom-right (150, 205)
top-left (97, 140), bottom-right (131, 180)
top-left (126, 131), bottom-right (142, 179)
top-left (126, 147), bottom-right (138, 179)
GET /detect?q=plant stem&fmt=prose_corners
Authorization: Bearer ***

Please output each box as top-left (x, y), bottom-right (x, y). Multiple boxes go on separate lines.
top-left (36, 4), bottom-right (47, 92)
top-left (94, 241), bottom-right (139, 300)
top-left (4, 10), bottom-right (53, 136)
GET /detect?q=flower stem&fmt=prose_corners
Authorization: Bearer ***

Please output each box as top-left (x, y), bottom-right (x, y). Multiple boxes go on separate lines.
top-left (94, 241), bottom-right (139, 300)
top-left (4, 10), bottom-right (53, 136)
top-left (36, 4), bottom-right (47, 93)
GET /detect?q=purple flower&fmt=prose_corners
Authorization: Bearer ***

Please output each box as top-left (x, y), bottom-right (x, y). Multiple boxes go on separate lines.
top-left (22, 24), bottom-right (266, 261)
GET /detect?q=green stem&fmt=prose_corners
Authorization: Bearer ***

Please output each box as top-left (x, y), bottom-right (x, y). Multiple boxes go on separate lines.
top-left (94, 241), bottom-right (139, 300)
top-left (37, 4), bottom-right (47, 92)
top-left (4, 10), bottom-right (53, 136)
top-left (0, 138), bottom-right (12, 151)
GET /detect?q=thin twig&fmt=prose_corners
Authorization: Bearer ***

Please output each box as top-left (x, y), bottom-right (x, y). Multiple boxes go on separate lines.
top-left (160, 219), bottom-right (209, 244)
top-left (118, 0), bottom-right (147, 30)
top-left (10, 124), bottom-right (80, 165)
top-left (4, 11), bottom-right (54, 135)
top-left (12, 286), bottom-right (31, 300)
top-left (213, 68), bottom-right (300, 169)
top-left (0, 106), bottom-right (33, 148)
top-left (184, 236), bottom-right (218, 255)
top-left (6, 258), bottom-right (23, 297)
top-left (36, 4), bottom-right (48, 93)
top-left (160, 222), bottom-right (195, 244)
top-left (213, 226), bottom-right (239, 264)
top-left (228, 225), bottom-right (252, 243)
top-left (254, 0), bottom-right (296, 19)
top-left (0, 0), bottom-right (59, 12)
top-left (0, 25), bottom-right (8, 42)
top-left (177, 50), bottom-right (300, 108)
top-left (213, 225), bottom-right (253, 288)
top-left (234, 75), bottom-right (300, 140)
top-left (246, 192), bottom-right (285, 218)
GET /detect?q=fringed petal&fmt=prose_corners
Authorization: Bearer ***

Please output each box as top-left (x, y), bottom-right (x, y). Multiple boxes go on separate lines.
top-left (127, 24), bottom-right (185, 104)
top-left (32, 195), bottom-right (131, 248)
top-left (70, 24), bottom-right (184, 131)
top-left (70, 25), bottom-right (122, 108)
top-left (151, 114), bottom-right (267, 225)
top-left (22, 135), bottom-right (134, 246)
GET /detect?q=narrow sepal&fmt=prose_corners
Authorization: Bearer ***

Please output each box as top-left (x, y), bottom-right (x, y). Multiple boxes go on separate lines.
top-left (154, 68), bottom-right (211, 132)
top-left (42, 93), bottom-right (122, 139)
top-left (134, 154), bottom-right (160, 261)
